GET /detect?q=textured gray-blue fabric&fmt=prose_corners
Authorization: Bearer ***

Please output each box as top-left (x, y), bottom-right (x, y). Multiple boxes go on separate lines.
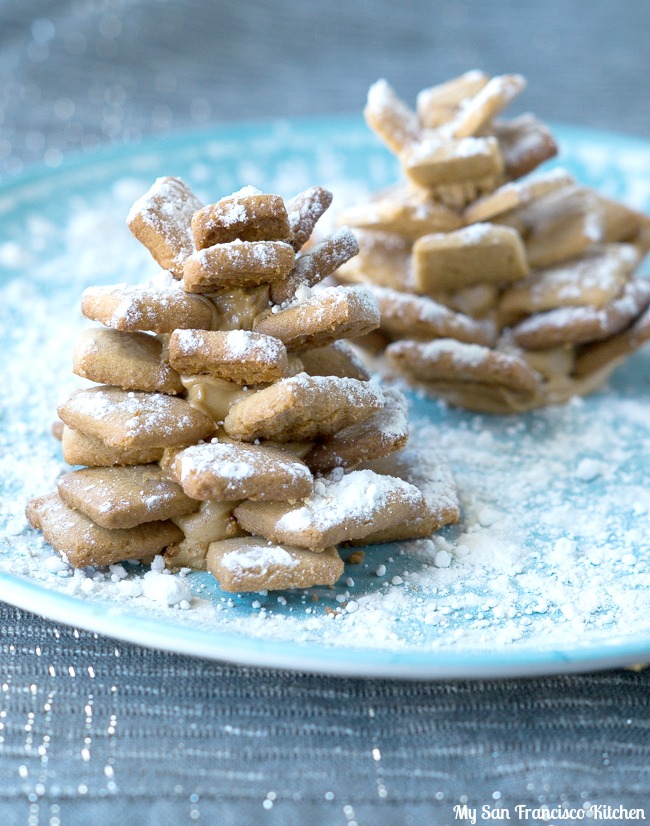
top-left (1, 1), bottom-right (650, 823)
top-left (2, 605), bottom-right (650, 825)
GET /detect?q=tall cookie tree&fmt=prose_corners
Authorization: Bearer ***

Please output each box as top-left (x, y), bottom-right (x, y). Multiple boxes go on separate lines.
top-left (27, 179), bottom-right (460, 593)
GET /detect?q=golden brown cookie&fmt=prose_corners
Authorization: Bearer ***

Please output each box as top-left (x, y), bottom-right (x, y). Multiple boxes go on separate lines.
top-left (26, 493), bottom-right (183, 568)
top-left (223, 373), bottom-right (385, 443)
top-left (234, 469), bottom-right (427, 551)
top-left (270, 227), bottom-right (360, 304)
top-left (447, 74), bottom-right (526, 138)
top-left (81, 283), bottom-right (215, 333)
top-left (255, 285), bottom-right (380, 352)
top-left (412, 223), bottom-right (528, 294)
top-left (207, 538), bottom-right (343, 592)
top-left (497, 186), bottom-right (644, 269)
top-left (337, 187), bottom-right (461, 241)
top-left (61, 426), bottom-right (165, 467)
top-left (401, 136), bottom-right (504, 189)
top-left (285, 186), bottom-right (333, 252)
top-left (58, 386), bottom-right (215, 448)
top-left (299, 340), bottom-right (371, 381)
top-left (364, 79), bottom-right (420, 154)
top-left (191, 189), bottom-right (290, 248)
top-left (512, 276), bottom-right (650, 350)
top-left (572, 304), bottom-right (650, 378)
top-left (305, 387), bottom-right (409, 473)
top-left (169, 329), bottom-right (289, 385)
top-left (386, 338), bottom-right (540, 391)
top-left (491, 114), bottom-right (558, 179)
top-left (368, 284), bottom-right (497, 345)
top-left (385, 339), bottom-right (543, 412)
top-left (183, 241), bottom-right (295, 293)
top-left (463, 168), bottom-right (574, 224)
top-left (355, 445), bottom-right (460, 542)
top-left (416, 70), bottom-right (489, 129)
top-left (171, 440), bottom-right (313, 501)
top-left (57, 465), bottom-right (199, 529)
top-left (73, 327), bottom-right (183, 394)
top-left (127, 176), bottom-right (202, 278)
top-left (498, 244), bottom-right (640, 326)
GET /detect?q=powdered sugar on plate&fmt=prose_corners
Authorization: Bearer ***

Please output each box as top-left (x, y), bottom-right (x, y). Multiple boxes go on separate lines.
top-left (1, 121), bottom-right (650, 674)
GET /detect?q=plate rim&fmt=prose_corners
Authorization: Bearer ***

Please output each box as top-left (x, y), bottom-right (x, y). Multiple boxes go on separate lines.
top-left (2, 118), bottom-right (650, 679)
top-left (2, 568), bottom-right (649, 679)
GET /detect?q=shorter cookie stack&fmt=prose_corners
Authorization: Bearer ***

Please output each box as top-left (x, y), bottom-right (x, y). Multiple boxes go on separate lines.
top-left (336, 71), bottom-right (650, 412)
top-left (27, 179), bottom-right (460, 592)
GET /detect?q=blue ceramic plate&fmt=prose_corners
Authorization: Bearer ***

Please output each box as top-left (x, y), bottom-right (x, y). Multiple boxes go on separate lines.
top-left (1, 118), bottom-right (649, 678)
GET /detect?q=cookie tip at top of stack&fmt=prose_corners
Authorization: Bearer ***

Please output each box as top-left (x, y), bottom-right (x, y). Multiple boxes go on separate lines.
top-left (26, 176), bottom-right (461, 594)
top-left (336, 71), bottom-right (650, 413)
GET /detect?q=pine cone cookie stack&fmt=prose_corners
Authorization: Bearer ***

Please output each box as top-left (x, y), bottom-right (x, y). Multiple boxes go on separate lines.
top-left (27, 179), bottom-right (460, 593)
top-left (336, 72), bottom-right (650, 413)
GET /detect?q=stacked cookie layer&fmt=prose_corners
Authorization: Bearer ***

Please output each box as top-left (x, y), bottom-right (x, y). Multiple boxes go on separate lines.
top-left (336, 71), bottom-right (650, 412)
top-left (27, 180), bottom-right (460, 592)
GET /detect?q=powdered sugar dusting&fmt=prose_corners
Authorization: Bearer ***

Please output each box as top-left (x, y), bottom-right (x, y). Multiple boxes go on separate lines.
top-left (515, 276), bottom-right (650, 340)
top-left (525, 245), bottom-right (637, 305)
top-left (222, 329), bottom-right (280, 362)
top-left (412, 339), bottom-right (493, 369)
top-left (142, 558), bottom-right (192, 606)
top-left (452, 221), bottom-right (500, 244)
top-left (177, 441), bottom-right (310, 486)
top-left (221, 545), bottom-right (299, 574)
top-left (173, 328), bottom-right (284, 364)
top-left (276, 470), bottom-right (422, 534)
top-left (281, 372), bottom-right (385, 410)
top-left (371, 283), bottom-right (497, 345)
